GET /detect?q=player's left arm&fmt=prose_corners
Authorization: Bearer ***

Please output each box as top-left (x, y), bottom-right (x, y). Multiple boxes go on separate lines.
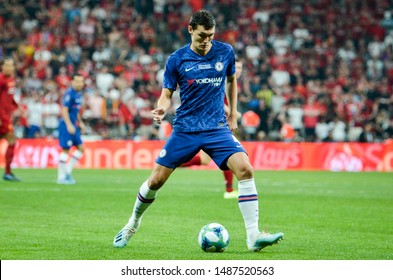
top-left (226, 74), bottom-right (239, 132)
top-left (77, 112), bottom-right (86, 134)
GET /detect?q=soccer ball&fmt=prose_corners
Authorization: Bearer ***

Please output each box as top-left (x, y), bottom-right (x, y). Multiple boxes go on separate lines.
top-left (198, 223), bottom-right (230, 252)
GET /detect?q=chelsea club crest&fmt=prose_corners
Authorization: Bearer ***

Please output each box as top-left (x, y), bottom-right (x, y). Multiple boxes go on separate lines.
top-left (215, 62), bottom-right (224, 72)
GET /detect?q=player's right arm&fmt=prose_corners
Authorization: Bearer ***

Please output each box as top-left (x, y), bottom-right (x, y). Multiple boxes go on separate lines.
top-left (152, 88), bottom-right (174, 124)
top-left (62, 106), bottom-right (76, 135)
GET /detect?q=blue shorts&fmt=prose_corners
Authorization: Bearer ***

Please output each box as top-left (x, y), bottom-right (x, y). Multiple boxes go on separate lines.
top-left (58, 121), bottom-right (83, 149)
top-left (156, 128), bottom-right (246, 170)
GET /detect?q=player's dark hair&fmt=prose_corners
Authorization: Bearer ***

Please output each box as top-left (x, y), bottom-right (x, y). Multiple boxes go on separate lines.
top-left (189, 10), bottom-right (216, 30)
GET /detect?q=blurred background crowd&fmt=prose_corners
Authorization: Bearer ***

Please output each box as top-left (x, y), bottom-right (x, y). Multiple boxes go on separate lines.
top-left (1, 0), bottom-right (393, 142)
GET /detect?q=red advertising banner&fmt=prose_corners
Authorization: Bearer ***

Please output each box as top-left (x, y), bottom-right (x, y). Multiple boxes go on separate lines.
top-left (244, 141), bottom-right (393, 171)
top-left (1, 139), bottom-right (392, 171)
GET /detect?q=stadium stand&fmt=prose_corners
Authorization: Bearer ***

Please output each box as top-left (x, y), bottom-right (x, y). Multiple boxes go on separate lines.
top-left (0, 0), bottom-right (392, 142)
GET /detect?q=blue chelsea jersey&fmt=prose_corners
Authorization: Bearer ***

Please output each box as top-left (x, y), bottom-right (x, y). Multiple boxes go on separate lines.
top-left (163, 40), bottom-right (236, 132)
top-left (61, 87), bottom-right (83, 124)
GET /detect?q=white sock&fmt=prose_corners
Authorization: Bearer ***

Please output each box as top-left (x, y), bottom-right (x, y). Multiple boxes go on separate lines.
top-left (126, 180), bottom-right (158, 230)
top-left (66, 149), bottom-right (83, 175)
top-left (58, 152), bottom-right (69, 180)
top-left (238, 178), bottom-right (260, 243)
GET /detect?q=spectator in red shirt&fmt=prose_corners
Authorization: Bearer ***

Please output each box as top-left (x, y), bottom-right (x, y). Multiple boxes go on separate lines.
top-left (303, 96), bottom-right (321, 141)
top-left (0, 59), bottom-right (21, 181)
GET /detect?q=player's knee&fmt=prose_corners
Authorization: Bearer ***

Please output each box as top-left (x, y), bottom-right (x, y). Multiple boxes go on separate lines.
top-left (148, 176), bottom-right (165, 190)
top-left (148, 165), bottom-right (173, 190)
top-left (235, 164), bottom-right (254, 180)
top-left (77, 145), bottom-right (84, 153)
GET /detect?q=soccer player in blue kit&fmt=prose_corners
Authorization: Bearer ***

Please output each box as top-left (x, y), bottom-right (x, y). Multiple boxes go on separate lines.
top-left (57, 75), bottom-right (85, 185)
top-left (114, 10), bottom-right (284, 252)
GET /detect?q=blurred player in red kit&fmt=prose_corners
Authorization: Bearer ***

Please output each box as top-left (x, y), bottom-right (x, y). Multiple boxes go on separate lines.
top-left (0, 59), bottom-right (20, 181)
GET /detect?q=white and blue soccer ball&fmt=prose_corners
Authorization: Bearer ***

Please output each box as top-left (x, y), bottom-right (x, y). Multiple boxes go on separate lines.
top-left (198, 223), bottom-right (230, 252)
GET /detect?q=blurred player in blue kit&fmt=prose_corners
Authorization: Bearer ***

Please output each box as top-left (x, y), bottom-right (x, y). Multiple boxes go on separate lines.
top-left (57, 75), bottom-right (85, 185)
top-left (114, 10), bottom-right (284, 251)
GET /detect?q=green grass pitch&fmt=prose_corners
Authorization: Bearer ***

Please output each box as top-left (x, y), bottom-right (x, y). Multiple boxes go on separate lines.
top-left (0, 169), bottom-right (392, 260)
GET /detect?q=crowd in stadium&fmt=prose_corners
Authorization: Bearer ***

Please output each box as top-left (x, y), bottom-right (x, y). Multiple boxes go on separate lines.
top-left (1, 0), bottom-right (393, 142)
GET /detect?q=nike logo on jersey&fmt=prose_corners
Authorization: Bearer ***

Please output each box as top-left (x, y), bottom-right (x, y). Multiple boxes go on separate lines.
top-left (185, 66), bottom-right (196, 72)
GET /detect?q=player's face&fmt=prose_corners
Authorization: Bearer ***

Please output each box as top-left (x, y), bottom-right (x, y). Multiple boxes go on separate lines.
top-left (72, 76), bottom-right (85, 91)
top-left (2, 60), bottom-right (15, 76)
top-left (189, 25), bottom-right (215, 55)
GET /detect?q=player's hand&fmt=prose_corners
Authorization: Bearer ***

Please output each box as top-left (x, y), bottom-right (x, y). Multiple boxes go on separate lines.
top-left (227, 113), bottom-right (238, 132)
top-left (67, 124), bottom-right (76, 135)
top-left (151, 106), bottom-right (166, 124)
